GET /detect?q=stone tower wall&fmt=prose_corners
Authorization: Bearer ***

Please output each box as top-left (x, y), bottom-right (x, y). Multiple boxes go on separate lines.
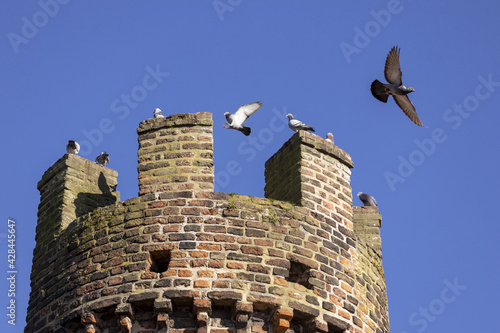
top-left (26, 113), bottom-right (389, 333)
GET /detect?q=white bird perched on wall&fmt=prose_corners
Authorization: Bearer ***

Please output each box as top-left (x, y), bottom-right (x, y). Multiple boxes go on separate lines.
top-left (95, 152), bottom-right (110, 166)
top-left (66, 140), bottom-right (80, 155)
top-left (357, 192), bottom-right (378, 207)
top-left (286, 114), bottom-right (315, 133)
top-left (153, 108), bottom-right (165, 118)
top-left (223, 101), bottom-right (262, 136)
top-left (325, 133), bottom-right (334, 144)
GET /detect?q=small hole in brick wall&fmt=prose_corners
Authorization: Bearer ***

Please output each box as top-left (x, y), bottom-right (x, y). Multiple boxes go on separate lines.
top-left (287, 261), bottom-right (313, 289)
top-left (149, 250), bottom-right (171, 274)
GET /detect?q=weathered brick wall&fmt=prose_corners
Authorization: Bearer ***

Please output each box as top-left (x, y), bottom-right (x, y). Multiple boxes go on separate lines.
top-left (28, 154), bottom-right (120, 333)
top-left (26, 113), bottom-right (389, 333)
top-left (353, 207), bottom-right (382, 259)
top-left (137, 112), bottom-right (214, 198)
top-left (352, 207), bottom-right (388, 332)
top-left (265, 131), bottom-right (354, 217)
top-left (36, 153), bottom-right (119, 231)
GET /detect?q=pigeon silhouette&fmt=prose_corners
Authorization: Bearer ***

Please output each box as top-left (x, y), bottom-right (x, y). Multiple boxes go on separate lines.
top-left (223, 101), bottom-right (262, 136)
top-left (371, 46), bottom-right (423, 126)
top-left (286, 114), bottom-right (315, 132)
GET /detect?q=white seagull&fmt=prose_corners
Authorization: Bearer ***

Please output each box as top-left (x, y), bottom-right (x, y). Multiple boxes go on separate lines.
top-left (223, 101), bottom-right (262, 136)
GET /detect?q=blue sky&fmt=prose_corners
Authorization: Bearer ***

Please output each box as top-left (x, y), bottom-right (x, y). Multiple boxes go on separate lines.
top-left (2, 1), bottom-right (500, 332)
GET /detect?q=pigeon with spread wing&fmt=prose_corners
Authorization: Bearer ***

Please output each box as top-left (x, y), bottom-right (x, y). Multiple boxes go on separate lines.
top-left (223, 101), bottom-right (262, 136)
top-left (370, 46), bottom-right (423, 126)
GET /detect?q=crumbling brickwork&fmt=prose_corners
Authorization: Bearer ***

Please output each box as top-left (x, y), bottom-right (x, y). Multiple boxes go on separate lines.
top-left (26, 112), bottom-right (389, 333)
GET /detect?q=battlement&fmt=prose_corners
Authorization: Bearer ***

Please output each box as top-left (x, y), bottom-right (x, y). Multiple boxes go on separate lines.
top-left (26, 113), bottom-right (388, 333)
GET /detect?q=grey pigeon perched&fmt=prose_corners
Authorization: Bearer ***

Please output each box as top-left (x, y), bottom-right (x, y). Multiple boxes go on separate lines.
top-left (223, 101), bottom-right (262, 136)
top-left (325, 133), bottom-right (334, 144)
top-left (66, 140), bottom-right (80, 155)
top-left (370, 46), bottom-right (423, 127)
top-left (95, 152), bottom-right (110, 166)
top-left (153, 108), bottom-right (165, 118)
top-left (286, 114), bottom-right (315, 132)
top-left (357, 192), bottom-right (378, 207)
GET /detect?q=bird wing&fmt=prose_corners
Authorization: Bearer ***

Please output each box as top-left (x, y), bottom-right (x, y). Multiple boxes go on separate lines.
top-left (384, 46), bottom-right (403, 85)
top-left (289, 119), bottom-right (304, 129)
top-left (393, 95), bottom-right (423, 126)
top-left (232, 101), bottom-right (262, 126)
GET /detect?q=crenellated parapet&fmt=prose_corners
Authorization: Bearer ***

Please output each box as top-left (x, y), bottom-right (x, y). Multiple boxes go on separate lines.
top-left (26, 112), bottom-right (388, 333)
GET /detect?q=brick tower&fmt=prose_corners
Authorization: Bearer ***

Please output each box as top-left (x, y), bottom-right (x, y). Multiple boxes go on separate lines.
top-left (26, 112), bottom-right (389, 333)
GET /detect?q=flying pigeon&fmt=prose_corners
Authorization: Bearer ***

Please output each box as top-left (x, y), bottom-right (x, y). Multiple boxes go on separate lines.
top-left (370, 46), bottom-right (423, 127)
top-left (95, 152), bottom-right (110, 166)
top-left (325, 133), bottom-right (334, 144)
top-left (66, 140), bottom-right (80, 155)
top-left (153, 108), bottom-right (165, 118)
top-left (286, 114), bottom-right (315, 133)
top-left (357, 192), bottom-right (378, 207)
top-left (223, 101), bottom-right (262, 136)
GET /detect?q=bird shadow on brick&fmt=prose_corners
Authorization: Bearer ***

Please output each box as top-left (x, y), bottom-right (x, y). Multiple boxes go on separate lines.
top-left (74, 172), bottom-right (118, 218)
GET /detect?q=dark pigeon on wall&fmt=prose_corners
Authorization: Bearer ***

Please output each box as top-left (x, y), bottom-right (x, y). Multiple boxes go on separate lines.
top-left (357, 192), bottom-right (378, 207)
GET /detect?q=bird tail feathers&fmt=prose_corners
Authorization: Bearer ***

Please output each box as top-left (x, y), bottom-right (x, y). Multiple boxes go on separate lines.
top-left (240, 127), bottom-right (251, 136)
top-left (371, 80), bottom-right (389, 103)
